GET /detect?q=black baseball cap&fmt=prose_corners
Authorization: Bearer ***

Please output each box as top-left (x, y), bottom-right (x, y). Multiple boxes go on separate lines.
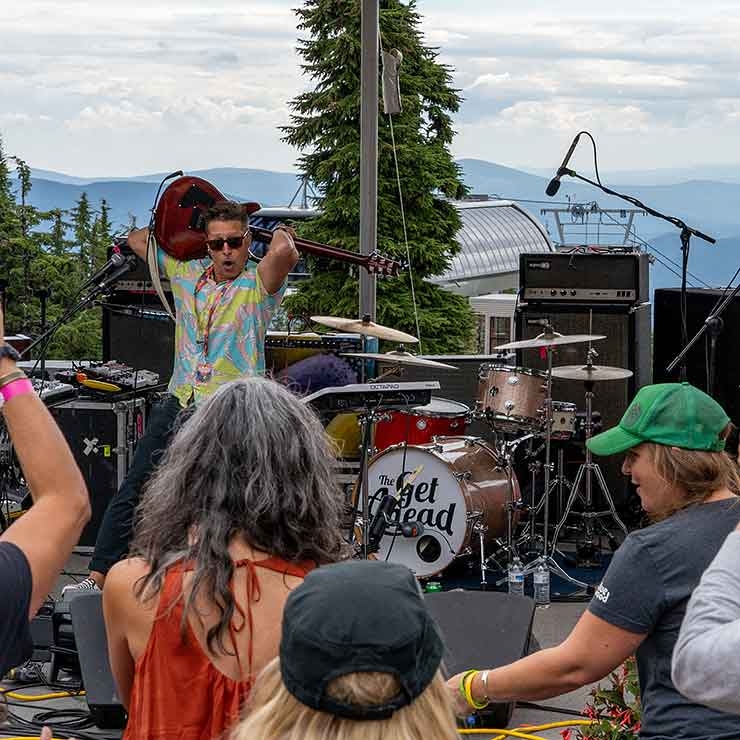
top-left (280, 560), bottom-right (445, 720)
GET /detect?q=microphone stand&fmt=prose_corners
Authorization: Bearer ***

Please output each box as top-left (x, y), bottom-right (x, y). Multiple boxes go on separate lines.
top-left (20, 277), bottom-right (126, 360)
top-left (33, 287), bottom-right (51, 384)
top-left (666, 281), bottom-right (740, 393)
top-left (557, 168), bottom-right (716, 381)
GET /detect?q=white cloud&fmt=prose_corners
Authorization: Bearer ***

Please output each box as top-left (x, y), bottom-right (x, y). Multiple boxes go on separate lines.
top-left (2, 0), bottom-right (740, 173)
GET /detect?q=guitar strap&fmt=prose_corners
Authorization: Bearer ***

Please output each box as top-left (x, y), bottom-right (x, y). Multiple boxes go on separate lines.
top-left (146, 231), bottom-right (176, 321)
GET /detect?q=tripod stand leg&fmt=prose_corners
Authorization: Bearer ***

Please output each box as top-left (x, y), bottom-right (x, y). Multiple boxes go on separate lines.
top-left (543, 555), bottom-right (589, 590)
top-left (550, 462), bottom-right (585, 555)
top-left (593, 463), bottom-right (629, 536)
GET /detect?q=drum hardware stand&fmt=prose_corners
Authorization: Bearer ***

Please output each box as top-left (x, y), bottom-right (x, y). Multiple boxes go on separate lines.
top-left (519, 329), bottom-right (590, 594)
top-left (552, 376), bottom-right (627, 562)
top-left (547, 447), bottom-right (573, 525)
top-left (472, 518), bottom-right (490, 589)
top-left (550, 376), bottom-right (628, 564)
top-left (351, 404), bottom-right (388, 558)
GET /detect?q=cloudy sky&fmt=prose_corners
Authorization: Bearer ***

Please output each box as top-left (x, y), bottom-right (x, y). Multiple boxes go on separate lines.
top-left (2, 0), bottom-right (740, 177)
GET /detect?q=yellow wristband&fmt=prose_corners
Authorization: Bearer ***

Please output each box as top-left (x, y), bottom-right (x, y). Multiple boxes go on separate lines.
top-left (458, 670), bottom-right (477, 701)
top-left (463, 671), bottom-right (489, 710)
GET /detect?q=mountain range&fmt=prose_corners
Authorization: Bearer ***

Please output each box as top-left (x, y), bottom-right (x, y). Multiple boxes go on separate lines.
top-left (12, 160), bottom-right (740, 293)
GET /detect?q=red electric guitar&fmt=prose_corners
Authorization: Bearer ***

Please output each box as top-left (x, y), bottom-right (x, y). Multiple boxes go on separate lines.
top-left (153, 176), bottom-right (402, 277)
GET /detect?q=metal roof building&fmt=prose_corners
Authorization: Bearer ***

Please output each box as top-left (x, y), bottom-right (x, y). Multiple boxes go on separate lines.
top-left (429, 200), bottom-right (553, 296)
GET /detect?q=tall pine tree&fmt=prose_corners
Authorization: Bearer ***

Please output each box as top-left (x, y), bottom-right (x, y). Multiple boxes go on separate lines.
top-left (282, 0), bottom-right (475, 353)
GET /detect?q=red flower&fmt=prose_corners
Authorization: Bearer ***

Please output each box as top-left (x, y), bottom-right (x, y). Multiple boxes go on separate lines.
top-left (560, 729), bottom-right (572, 740)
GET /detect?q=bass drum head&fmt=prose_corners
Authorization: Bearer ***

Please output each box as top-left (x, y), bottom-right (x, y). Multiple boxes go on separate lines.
top-left (366, 444), bottom-right (468, 578)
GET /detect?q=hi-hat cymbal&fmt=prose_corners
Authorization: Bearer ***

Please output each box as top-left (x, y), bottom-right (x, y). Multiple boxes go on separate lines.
top-left (551, 364), bottom-right (633, 382)
top-left (341, 351), bottom-right (458, 370)
top-left (311, 316), bottom-right (418, 344)
top-left (496, 333), bottom-right (606, 351)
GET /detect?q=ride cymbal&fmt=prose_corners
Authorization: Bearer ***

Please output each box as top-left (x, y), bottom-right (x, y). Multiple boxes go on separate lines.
top-left (551, 364), bottom-right (633, 382)
top-left (341, 351), bottom-right (458, 370)
top-left (495, 333), bottom-right (606, 351)
top-left (311, 316), bottom-right (418, 344)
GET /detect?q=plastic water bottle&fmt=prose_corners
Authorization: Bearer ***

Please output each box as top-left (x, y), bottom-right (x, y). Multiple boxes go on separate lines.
top-left (508, 556), bottom-right (525, 596)
top-left (533, 562), bottom-right (550, 606)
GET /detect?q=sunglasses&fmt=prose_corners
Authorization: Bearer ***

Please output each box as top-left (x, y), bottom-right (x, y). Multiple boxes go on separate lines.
top-left (205, 232), bottom-right (249, 251)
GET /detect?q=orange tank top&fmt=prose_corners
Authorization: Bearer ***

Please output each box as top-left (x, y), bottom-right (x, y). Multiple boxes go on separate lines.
top-left (123, 556), bottom-right (313, 740)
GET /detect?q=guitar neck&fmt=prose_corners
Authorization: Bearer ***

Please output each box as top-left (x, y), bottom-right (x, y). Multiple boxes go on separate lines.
top-left (247, 225), bottom-right (404, 277)
top-left (249, 226), bottom-right (366, 266)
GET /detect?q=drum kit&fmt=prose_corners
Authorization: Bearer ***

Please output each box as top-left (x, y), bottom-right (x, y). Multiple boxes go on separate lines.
top-left (311, 313), bottom-right (634, 591)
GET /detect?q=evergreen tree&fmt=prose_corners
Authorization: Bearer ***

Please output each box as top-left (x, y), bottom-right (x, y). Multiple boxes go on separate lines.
top-left (70, 192), bottom-right (93, 276)
top-left (91, 199), bottom-right (113, 271)
top-left (0, 137), bottom-right (35, 331)
top-left (0, 136), bottom-right (100, 358)
top-left (43, 208), bottom-right (72, 256)
top-left (282, 0), bottom-right (475, 353)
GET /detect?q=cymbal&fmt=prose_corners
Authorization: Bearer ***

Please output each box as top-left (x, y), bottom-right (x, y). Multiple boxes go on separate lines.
top-left (551, 364), bottom-right (634, 382)
top-left (496, 333), bottom-right (606, 351)
top-left (341, 351), bottom-right (458, 370)
top-left (311, 316), bottom-right (418, 344)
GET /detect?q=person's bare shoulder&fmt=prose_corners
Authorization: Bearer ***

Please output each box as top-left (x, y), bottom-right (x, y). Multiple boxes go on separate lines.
top-left (105, 557), bottom-right (155, 609)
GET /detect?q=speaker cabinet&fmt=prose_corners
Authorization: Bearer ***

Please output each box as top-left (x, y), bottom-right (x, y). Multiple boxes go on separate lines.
top-left (70, 593), bottom-right (127, 728)
top-left (653, 288), bottom-right (740, 423)
top-left (515, 252), bottom-right (651, 507)
top-left (425, 590), bottom-right (535, 727)
top-left (102, 291), bottom-right (175, 380)
top-left (49, 398), bottom-right (146, 548)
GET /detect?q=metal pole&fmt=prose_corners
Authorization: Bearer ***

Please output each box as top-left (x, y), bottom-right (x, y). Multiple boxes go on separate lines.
top-left (359, 0), bottom-right (378, 320)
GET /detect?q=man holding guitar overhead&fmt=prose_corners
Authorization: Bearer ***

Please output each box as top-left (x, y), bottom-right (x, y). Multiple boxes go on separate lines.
top-left (63, 200), bottom-right (299, 596)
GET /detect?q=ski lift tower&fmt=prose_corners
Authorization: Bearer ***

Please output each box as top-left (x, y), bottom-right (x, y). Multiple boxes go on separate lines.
top-left (540, 202), bottom-right (647, 250)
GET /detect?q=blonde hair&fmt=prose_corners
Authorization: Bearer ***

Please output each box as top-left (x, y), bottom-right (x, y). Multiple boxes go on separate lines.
top-left (643, 439), bottom-right (740, 518)
top-left (232, 659), bottom-right (458, 740)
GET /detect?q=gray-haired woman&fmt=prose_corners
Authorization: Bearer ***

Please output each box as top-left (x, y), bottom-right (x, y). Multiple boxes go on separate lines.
top-left (102, 377), bottom-right (347, 740)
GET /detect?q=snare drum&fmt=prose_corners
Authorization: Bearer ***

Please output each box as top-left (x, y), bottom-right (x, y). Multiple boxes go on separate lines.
top-left (374, 397), bottom-right (470, 450)
top-left (364, 436), bottom-right (520, 578)
top-left (550, 401), bottom-right (577, 440)
top-left (476, 365), bottom-right (546, 431)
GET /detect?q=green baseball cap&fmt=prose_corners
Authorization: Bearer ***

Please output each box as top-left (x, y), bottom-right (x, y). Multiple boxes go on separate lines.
top-left (587, 382), bottom-right (730, 456)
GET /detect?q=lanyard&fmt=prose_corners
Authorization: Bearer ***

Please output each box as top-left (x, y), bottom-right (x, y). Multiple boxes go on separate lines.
top-left (193, 265), bottom-right (236, 358)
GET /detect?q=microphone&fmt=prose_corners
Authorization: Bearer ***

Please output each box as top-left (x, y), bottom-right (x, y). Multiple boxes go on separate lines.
top-left (545, 133), bottom-right (582, 197)
top-left (629, 301), bottom-right (652, 314)
top-left (367, 494), bottom-right (400, 552)
top-left (164, 169), bottom-right (184, 181)
top-left (400, 521), bottom-right (424, 538)
top-left (94, 256), bottom-right (137, 292)
top-left (80, 249), bottom-right (126, 289)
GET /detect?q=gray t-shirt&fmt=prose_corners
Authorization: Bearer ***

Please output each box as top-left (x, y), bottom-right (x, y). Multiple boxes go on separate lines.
top-left (589, 497), bottom-right (740, 740)
top-left (673, 530), bottom-right (740, 714)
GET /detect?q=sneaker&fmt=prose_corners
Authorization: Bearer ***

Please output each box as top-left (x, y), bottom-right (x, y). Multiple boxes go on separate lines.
top-left (61, 577), bottom-right (101, 600)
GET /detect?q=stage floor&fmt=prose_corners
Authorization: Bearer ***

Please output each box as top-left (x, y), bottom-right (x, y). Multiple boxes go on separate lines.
top-left (1, 554), bottom-right (597, 740)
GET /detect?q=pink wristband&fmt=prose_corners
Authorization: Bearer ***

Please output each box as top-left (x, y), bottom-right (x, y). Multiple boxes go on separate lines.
top-left (1, 378), bottom-right (34, 404)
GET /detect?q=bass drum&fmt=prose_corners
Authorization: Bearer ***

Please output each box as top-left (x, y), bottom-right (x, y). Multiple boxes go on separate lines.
top-left (365, 437), bottom-right (520, 578)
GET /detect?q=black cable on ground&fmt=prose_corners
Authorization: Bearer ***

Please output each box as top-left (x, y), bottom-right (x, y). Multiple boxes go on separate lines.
top-left (32, 708), bottom-right (95, 730)
top-left (3, 698), bottom-right (80, 713)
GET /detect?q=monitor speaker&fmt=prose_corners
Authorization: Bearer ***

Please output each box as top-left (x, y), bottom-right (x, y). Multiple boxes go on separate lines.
top-left (70, 593), bottom-right (127, 729)
top-left (653, 288), bottom-right (740, 424)
top-left (425, 590), bottom-right (535, 727)
top-left (102, 291), bottom-right (175, 380)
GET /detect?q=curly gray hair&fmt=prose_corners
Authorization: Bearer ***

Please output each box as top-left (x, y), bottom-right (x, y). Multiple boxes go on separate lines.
top-left (130, 376), bottom-right (347, 653)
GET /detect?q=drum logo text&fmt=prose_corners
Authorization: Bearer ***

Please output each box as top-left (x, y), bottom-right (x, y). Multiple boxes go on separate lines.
top-left (372, 471), bottom-right (456, 536)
